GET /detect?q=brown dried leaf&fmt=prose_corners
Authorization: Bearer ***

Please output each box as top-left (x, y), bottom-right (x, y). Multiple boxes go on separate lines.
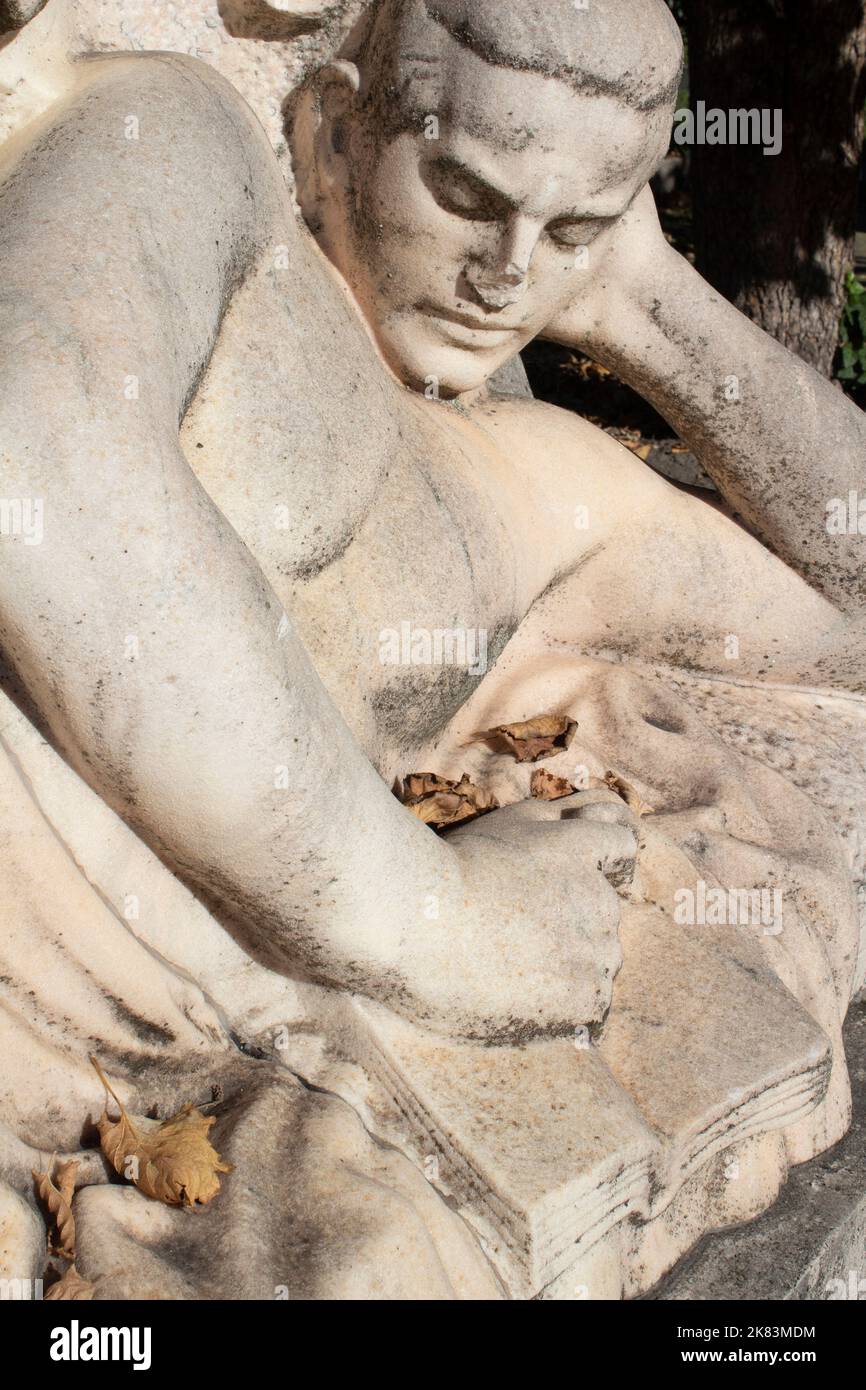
top-left (485, 715), bottom-right (578, 763)
top-left (603, 771), bottom-right (655, 817)
top-left (32, 1159), bottom-right (78, 1261)
top-left (401, 773), bottom-right (455, 800)
top-left (616, 435), bottom-right (653, 461)
top-left (530, 768), bottom-right (577, 801)
top-left (398, 773), bottom-right (498, 829)
top-left (45, 1265), bottom-right (95, 1301)
top-left (563, 355), bottom-right (611, 382)
top-left (90, 1057), bottom-right (232, 1208)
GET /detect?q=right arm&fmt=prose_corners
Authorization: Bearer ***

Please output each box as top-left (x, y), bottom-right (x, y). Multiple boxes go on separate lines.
top-left (0, 56), bottom-right (444, 983)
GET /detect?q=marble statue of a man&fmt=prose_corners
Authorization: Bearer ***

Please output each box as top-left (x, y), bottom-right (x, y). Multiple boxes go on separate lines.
top-left (1, 0), bottom-right (865, 1300)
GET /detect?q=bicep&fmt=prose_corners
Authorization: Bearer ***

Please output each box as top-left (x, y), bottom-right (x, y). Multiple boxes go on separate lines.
top-left (0, 59), bottom-right (286, 750)
top-left (0, 54), bottom-right (277, 427)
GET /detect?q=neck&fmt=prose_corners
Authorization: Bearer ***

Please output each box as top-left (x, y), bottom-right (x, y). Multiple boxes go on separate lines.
top-left (0, 0), bottom-right (77, 146)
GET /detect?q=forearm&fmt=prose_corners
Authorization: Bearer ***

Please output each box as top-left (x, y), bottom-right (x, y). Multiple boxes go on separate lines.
top-left (585, 247), bottom-right (866, 612)
top-left (0, 404), bottom-right (449, 983)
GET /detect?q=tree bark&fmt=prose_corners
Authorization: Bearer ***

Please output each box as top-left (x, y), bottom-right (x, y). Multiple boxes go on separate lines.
top-left (681, 0), bottom-right (866, 375)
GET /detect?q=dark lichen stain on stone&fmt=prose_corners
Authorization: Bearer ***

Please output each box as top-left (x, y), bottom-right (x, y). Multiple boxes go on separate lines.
top-left (643, 712), bottom-right (685, 735)
top-left (106, 995), bottom-right (176, 1047)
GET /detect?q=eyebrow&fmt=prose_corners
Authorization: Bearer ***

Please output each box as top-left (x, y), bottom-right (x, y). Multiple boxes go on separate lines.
top-left (428, 155), bottom-right (622, 226)
top-left (430, 155), bottom-right (521, 214)
top-left (549, 210), bottom-right (619, 226)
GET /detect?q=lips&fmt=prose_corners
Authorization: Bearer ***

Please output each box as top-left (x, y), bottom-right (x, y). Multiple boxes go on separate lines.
top-left (419, 302), bottom-right (522, 335)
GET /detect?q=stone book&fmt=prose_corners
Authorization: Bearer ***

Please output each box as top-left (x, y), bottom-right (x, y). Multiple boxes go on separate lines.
top-left (353, 902), bottom-right (831, 1297)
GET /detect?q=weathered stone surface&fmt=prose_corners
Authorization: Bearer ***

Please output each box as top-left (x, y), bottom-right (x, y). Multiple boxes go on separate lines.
top-left (654, 998), bottom-right (866, 1301)
top-left (70, 0), bottom-right (370, 178)
top-left (1, 0), bottom-right (865, 1302)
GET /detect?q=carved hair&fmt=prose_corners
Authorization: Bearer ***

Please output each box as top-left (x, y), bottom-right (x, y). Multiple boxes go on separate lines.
top-left (349, 0), bottom-right (683, 124)
top-left (291, 0), bottom-right (682, 221)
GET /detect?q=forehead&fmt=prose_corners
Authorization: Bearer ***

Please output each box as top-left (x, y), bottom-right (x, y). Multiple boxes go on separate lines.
top-left (400, 43), bottom-right (666, 213)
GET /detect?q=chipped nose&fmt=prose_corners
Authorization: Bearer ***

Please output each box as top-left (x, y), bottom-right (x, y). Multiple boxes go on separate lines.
top-left (466, 265), bottom-right (529, 310)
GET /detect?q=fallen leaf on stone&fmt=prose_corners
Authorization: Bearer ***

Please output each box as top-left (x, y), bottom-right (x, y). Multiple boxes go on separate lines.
top-left (603, 771), bottom-right (655, 817)
top-left (621, 439), bottom-right (653, 461)
top-left (398, 773), bottom-right (498, 829)
top-left (44, 1265), bottom-right (95, 1301)
top-left (530, 768), bottom-right (577, 801)
top-left (483, 715), bottom-right (578, 763)
top-left (32, 1158), bottom-right (78, 1261)
top-left (90, 1057), bottom-right (232, 1208)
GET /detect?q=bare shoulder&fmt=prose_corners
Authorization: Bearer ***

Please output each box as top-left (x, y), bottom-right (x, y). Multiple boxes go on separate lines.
top-left (474, 393), bottom-right (672, 501)
top-left (64, 51), bottom-right (272, 154)
top-left (1, 52), bottom-right (285, 236)
top-left (0, 51), bottom-right (293, 408)
top-left (465, 392), bottom-right (676, 573)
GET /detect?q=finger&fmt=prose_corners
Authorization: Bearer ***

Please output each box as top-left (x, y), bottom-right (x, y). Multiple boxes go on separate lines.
top-left (534, 817), bottom-right (638, 890)
top-left (505, 789), bottom-right (627, 823)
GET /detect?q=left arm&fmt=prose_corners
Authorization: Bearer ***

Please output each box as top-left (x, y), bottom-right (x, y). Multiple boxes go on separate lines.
top-left (546, 187), bottom-right (866, 617)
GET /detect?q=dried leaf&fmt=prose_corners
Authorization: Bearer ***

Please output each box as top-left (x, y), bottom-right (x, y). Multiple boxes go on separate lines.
top-left (530, 768), bottom-right (577, 801)
top-left (484, 715), bottom-right (578, 763)
top-left (32, 1159), bottom-right (78, 1261)
top-left (603, 771), bottom-right (655, 817)
top-left (90, 1057), bottom-right (232, 1208)
top-left (562, 356), bottom-right (611, 382)
top-left (398, 773), bottom-right (498, 829)
top-left (45, 1265), bottom-right (95, 1301)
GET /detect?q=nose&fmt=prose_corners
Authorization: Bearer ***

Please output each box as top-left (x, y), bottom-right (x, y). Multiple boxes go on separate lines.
top-left (465, 215), bottom-right (540, 311)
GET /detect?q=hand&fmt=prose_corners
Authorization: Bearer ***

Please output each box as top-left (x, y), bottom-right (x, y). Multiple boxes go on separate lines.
top-left (381, 792), bottom-right (640, 1043)
top-left (545, 183), bottom-right (675, 359)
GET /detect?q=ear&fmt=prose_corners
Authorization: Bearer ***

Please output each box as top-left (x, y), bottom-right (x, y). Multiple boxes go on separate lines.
top-left (291, 60), bottom-right (361, 229)
top-left (317, 60), bottom-right (362, 162)
top-left (324, 60), bottom-right (361, 95)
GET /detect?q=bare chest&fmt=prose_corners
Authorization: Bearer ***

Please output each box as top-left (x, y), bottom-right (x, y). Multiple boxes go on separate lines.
top-left (180, 258), bottom-right (528, 768)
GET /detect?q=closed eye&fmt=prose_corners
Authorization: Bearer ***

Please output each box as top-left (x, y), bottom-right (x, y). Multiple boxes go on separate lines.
top-left (547, 217), bottom-right (614, 248)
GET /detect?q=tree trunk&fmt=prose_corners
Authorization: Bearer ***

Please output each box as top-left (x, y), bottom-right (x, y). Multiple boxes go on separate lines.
top-left (681, 0), bottom-right (866, 374)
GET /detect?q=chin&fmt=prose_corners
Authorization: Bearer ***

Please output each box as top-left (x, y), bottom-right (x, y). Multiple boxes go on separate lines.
top-left (379, 326), bottom-right (505, 399)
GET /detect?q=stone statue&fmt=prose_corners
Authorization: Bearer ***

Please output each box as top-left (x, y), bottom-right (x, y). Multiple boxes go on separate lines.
top-left (0, 0), bottom-right (864, 1300)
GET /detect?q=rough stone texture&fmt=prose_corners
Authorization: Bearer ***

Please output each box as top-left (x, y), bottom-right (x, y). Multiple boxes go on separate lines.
top-left (654, 997), bottom-right (866, 1300)
top-left (1, 0), bottom-right (865, 1302)
top-left (71, 0), bottom-right (371, 179)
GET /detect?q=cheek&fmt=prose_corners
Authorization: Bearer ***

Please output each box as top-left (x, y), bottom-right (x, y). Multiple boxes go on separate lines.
top-left (527, 245), bottom-right (588, 309)
top-left (358, 141), bottom-right (425, 232)
top-left (357, 149), bottom-right (479, 268)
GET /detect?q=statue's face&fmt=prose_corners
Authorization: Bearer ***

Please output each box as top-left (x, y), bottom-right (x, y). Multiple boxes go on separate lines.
top-left (329, 45), bottom-right (670, 395)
